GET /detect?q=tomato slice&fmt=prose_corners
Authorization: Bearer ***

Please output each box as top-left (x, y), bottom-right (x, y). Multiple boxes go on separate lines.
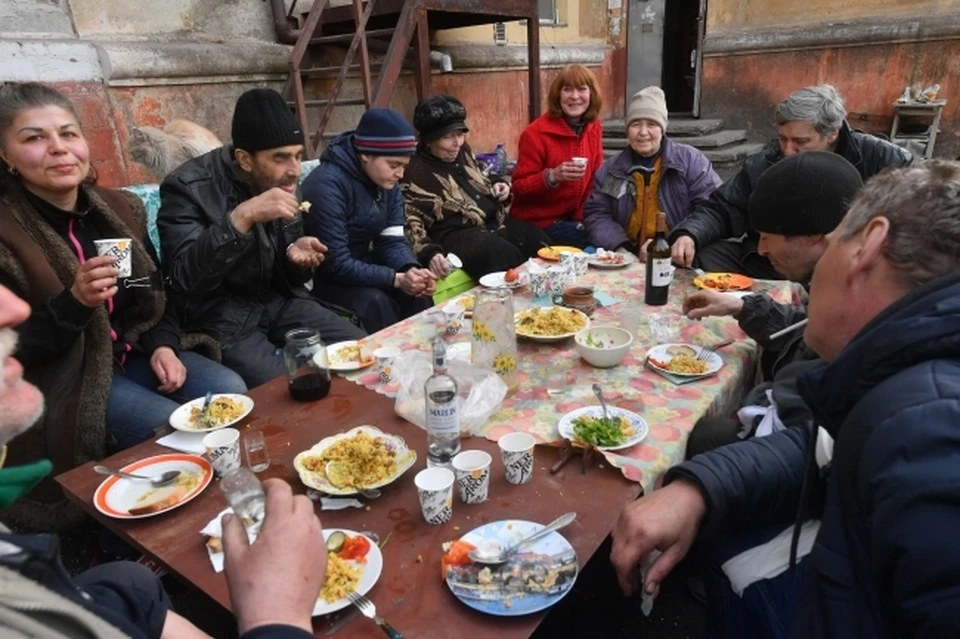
top-left (339, 534), bottom-right (372, 561)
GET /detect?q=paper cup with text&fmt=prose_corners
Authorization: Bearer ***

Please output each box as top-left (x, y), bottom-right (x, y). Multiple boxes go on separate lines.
top-left (373, 346), bottom-right (401, 384)
top-left (571, 156), bottom-right (588, 168)
top-left (529, 269), bottom-right (549, 299)
top-left (498, 432), bottom-right (535, 485)
top-left (202, 428), bottom-right (241, 478)
top-left (559, 253), bottom-right (578, 285)
top-left (547, 264), bottom-right (569, 293)
top-left (94, 238), bottom-right (133, 278)
top-left (452, 450), bottom-right (492, 504)
top-left (415, 467), bottom-right (455, 524)
top-left (572, 253), bottom-right (590, 277)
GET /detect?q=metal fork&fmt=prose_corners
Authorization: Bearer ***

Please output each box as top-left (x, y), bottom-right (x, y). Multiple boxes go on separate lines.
top-left (697, 339), bottom-right (734, 361)
top-left (346, 591), bottom-right (403, 639)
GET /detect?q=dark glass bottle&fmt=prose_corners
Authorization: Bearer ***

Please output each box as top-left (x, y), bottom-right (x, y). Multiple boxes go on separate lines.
top-left (644, 211), bottom-right (672, 306)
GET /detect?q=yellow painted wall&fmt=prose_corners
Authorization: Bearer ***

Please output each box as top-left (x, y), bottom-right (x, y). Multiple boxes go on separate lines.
top-left (708, 0), bottom-right (956, 32)
top-left (433, 0), bottom-right (605, 46)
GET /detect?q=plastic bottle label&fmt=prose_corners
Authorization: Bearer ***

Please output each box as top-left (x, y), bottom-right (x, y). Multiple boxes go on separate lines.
top-left (650, 258), bottom-right (673, 287)
top-left (427, 404), bottom-right (460, 435)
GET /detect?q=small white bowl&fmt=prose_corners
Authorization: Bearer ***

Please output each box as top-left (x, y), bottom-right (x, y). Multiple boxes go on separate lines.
top-left (575, 326), bottom-right (634, 368)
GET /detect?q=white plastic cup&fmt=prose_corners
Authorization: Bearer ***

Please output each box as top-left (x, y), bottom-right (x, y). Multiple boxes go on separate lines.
top-left (94, 238), bottom-right (133, 278)
top-left (414, 467), bottom-right (455, 524)
top-left (571, 156), bottom-right (588, 168)
top-left (452, 450), bottom-right (492, 504)
top-left (203, 428), bottom-right (241, 478)
top-left (498, 432), bottom-right (536, 485)
top-left (373, 346), bottom-right (401, 383)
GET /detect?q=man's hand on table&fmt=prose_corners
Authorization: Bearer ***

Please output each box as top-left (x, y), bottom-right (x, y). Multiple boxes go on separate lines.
top-left (683, 289), bottom-right (744, 320)
top-left (222, 478), bottom-right (326, 635)
top-left (610, 478), bottom-right (706, 598)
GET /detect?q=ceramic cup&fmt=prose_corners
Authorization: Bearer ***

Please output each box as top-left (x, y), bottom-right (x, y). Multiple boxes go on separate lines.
top-left (202, 428), bottom-right (241, 478)
top-left (452, 450), bottom-right (492, 504)
top-left (529, 269), bottom-right (549, 299)
top-left (414, 467), bottom-right (455, 524)
top-left (442, 303), bottom-right (466, 336)
top-left (572, 253), bottom-right (590, 277)
top-left (553, 286), bottom-right (596, 316)
top-left (498, 432), bottom-right (536, 485)
top-left (373, 346), bottom-right (401, 384)
top-left (547, 265), bottom-right (569, 294)
top-left (94, 238), bottom-right (133, 278)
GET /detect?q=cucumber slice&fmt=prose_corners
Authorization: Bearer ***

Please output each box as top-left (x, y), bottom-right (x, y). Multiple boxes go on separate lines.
top-left (326, 531), bottom-right (346, 553)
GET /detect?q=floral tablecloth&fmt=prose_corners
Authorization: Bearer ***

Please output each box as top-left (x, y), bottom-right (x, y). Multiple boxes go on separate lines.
top-left (338, 262), bottom-right (796, 493)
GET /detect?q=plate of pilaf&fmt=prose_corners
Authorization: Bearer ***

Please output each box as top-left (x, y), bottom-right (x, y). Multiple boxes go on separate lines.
top-left (514, 307), bottom-right (590, 343)
top-left (293, 425), bottom-right (417, 495)
top-left (314, 528), bottom-right (383, 616)
top-left (646, 344), bottom-right (723, 377)
top-left (169, 394), bottom-right (254, 433)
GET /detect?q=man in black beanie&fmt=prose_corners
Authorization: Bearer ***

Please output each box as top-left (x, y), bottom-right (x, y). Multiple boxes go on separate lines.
top-left (681, 151), bottom-right (863, 457)
top-left (157, 88), bottom-right (365, 388)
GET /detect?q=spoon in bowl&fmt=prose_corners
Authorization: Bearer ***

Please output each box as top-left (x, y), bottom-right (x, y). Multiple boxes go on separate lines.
top-left (468, 512), bottom-right (577, 565)
top-left (94, 465), bottom-right (180, 487)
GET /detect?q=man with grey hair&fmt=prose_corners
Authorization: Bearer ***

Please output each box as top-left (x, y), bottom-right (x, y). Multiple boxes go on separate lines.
top-left (611, 160), bottom-right (960, 637)
top-left (669, 84), bottom-right (912, 279)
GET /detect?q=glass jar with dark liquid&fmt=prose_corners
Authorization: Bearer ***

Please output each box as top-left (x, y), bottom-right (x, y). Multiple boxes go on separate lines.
top-left (283, 328), bottom-right (331, 401)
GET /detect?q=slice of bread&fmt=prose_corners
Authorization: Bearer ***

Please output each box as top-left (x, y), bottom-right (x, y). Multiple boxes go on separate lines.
top-left (128, 485), bottom-right (189, 516)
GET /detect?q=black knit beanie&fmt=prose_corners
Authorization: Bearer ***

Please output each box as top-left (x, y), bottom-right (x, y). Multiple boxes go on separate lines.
top-left (749, 151), bottom-right (864, 236)
top-left (231, 88), bottom-right (304, 153)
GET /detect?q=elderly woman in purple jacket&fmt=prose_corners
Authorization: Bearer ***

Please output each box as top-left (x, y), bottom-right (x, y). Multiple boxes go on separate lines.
top-left (583, 87), bottom-right (720, 260)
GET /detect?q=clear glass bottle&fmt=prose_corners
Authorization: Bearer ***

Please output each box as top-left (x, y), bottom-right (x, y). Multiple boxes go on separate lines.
top-left (471, 287), bottom-right (519, 394)
top-left (283, 328), bottom-right (331, 401)
top-left (425, 337), bottom-right (461, 468)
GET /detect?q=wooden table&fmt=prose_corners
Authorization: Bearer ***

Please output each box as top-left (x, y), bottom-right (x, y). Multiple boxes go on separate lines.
top-left (57, 377), bottom-right (641, 639)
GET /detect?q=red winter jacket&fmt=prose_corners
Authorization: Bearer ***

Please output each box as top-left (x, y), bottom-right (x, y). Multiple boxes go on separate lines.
top-left (509, 114), bottom-right (604, 229)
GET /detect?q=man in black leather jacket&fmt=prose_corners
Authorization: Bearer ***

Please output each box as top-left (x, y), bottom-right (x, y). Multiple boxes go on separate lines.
top-left (669, 84), bottom-right (912, 279)
top-left (158, 89), bottom-right (365, 387)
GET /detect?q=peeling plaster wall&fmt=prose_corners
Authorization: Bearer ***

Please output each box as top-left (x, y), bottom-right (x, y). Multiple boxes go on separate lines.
top-left (701, 0), bottom-right (960, 158)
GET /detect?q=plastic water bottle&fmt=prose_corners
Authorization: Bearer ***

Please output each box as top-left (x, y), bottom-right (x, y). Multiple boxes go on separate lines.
top-left (495, 143), bottom-right (508, 175)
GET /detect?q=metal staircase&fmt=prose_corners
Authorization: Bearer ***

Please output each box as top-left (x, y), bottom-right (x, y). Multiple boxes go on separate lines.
top-left (280, 0), bottom-right (543, 159)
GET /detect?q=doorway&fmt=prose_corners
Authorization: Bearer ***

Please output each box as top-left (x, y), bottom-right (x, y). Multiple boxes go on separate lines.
top-left (626, 0), bottom-right (706, 116)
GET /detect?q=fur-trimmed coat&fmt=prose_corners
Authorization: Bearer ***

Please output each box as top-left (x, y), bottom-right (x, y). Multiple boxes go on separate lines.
top-left (400, 144), bottom-right (510, 264)
top-left (0, 182), bottom-right (216, 531)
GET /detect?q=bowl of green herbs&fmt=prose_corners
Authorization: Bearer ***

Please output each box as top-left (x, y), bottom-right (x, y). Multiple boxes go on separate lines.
top-left (575, 326), bottom-right (633, 368)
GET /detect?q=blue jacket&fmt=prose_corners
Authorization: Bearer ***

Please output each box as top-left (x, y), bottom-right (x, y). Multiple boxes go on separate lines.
top-left (303, 133), bottom-right (420, 289)
top-left (669, 273), bottom-right (960, 638)
top-left (582, 136), bottom-right (720, 250)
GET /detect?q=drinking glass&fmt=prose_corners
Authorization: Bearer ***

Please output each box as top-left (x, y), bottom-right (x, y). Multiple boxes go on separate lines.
top-left (546, 363), bottom-right (567, 396)
top-left (219, 467), bottom-right (266, 529)
top-left (243, 430), bottom-right (270, 473)
top-left (283, 328), bottom-right (330, 401)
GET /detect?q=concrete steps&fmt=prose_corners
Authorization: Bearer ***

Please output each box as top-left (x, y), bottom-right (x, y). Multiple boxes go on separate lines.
top-left (602, 116), bottom-right (764, 180)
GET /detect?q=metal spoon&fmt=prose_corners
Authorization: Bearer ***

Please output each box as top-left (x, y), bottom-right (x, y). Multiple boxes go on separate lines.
top-left (94, 465), bottom-right (180, 487)
top-left (592, 383), bottom-right (610, 420)
top-left (469, 512), bottom-right (577, 565)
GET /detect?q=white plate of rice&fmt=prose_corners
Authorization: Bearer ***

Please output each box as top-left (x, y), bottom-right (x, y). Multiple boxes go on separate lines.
top-left (168, 394), bottom-right (254, 433)
top-left (314, 528), bottom-right (383, 616)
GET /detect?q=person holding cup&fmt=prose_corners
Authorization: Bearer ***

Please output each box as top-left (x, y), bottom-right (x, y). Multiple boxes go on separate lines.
top-left (509, 64), bottom-right (605, 249)
top-left (582, 87), bottom-right (721, 261)
top-left (0, 81), bottom-right (247, 495)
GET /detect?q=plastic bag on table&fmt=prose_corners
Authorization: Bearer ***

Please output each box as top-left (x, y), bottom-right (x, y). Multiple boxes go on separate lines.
top-left (393, 351), bottom-right (507, 437)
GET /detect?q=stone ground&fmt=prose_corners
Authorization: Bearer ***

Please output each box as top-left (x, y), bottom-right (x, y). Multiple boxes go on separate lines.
top-left (58, 522), bottom-right (705, 638)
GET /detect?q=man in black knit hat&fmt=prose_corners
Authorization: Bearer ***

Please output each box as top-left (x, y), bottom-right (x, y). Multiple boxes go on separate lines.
top-left (681, 151), bottom-right (863, 457)
top-left (158, 88), bottom-right (365, 388)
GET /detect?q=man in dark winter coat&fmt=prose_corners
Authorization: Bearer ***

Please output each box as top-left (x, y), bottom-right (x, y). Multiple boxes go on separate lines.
top-left (682, 151), bottom-right (863, 456)
top-left (158, 89), bottom-right (365, 388)
top-left (612, 160), bottom-right (960, 638)
top-left (669, 84), bottom-right (912, 279)
top-left (303, 108), bottom-right (437, 333)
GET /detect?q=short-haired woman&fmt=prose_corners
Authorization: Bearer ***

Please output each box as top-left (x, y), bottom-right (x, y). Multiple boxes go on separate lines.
top-left (509, 64), bottom-right (604, 248)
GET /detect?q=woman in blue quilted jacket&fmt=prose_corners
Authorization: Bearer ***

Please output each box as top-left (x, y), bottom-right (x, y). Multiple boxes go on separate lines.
top-left (302, 109), bottom-right (437, 333)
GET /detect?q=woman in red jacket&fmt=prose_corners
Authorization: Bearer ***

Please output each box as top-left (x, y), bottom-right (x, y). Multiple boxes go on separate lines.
top-left (510, 64), bottom-right (604, 248)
